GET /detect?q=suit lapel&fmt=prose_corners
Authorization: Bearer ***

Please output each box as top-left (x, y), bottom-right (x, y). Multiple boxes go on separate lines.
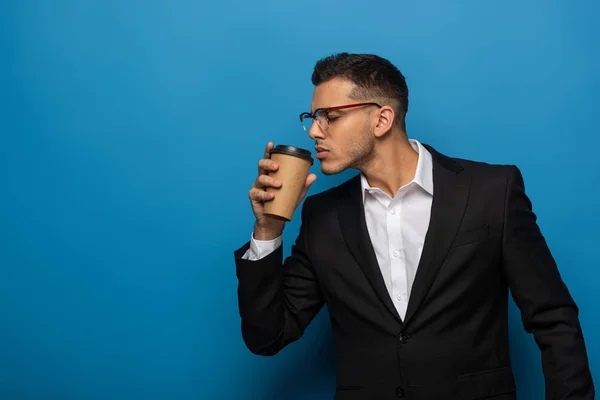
top-left (335, 146), bottom-right (471, 326)
top-left (337, 176), bottom-right (403, 323)
top-left (403, 146), bottom-right (470, 326)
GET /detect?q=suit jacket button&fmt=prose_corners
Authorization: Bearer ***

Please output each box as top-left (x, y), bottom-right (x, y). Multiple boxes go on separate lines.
top-left (396, 386), bottom-right (405, 397)
top-left (398, 333), bottom-right (409, 343)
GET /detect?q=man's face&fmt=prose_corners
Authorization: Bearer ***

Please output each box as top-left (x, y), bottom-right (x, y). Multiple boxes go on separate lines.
top-left (308, 78), bottom-right (376, 175)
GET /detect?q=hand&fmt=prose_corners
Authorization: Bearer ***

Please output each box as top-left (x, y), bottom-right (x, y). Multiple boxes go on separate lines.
top-left (248, 142), bottom-right (317, 240)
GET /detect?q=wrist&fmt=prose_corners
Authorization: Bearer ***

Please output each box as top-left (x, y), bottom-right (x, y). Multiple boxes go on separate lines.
top-left (253, 221), bottom-right (283, 241)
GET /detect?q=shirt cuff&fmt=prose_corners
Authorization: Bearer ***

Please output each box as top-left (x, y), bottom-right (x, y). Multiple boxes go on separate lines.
top-left (241, 232), bottom-right (283, 261)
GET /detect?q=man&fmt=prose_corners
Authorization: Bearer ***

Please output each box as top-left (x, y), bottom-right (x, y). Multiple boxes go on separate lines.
top-left (233, 53), bottom-right (594, 399)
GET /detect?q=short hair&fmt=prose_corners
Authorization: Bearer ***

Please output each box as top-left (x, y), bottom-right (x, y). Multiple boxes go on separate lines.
top-left (311, 53), bottom-right (409, 128)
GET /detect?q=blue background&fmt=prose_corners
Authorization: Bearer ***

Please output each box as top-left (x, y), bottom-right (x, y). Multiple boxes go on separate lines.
top-left (1, 0), bottom-right (598, 398)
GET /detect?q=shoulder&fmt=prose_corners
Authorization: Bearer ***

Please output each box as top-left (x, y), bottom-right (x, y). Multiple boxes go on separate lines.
top-left (424, 145), bottom-right (527, 200)
top-left (459, 158), bottom-right (525, 193)
top-left (455, 157), bottom-right (520, 179)
top-left (427, 144), bottom-right (522, 183)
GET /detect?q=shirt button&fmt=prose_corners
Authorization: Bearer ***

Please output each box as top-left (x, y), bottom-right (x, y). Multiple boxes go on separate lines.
top-left (396, 386), bottom-right (405, 397)
top-left (398, 333), bottom-right (409, 344)
top-left (393, 250), bottom-right (399, 258)
top-left (390, 209), bottom-right (396, 215)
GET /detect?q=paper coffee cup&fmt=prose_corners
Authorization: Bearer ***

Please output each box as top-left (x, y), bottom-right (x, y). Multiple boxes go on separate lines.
top-left (263, 144), bottom-right (314, 221)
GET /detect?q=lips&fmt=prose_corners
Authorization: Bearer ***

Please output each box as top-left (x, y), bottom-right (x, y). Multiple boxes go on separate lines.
top-left (315, 146), bottom-right (329, 159)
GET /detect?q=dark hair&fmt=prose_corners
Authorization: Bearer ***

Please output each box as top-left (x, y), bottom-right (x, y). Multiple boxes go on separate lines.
top-left (311, 53), bottom-right (409, 128)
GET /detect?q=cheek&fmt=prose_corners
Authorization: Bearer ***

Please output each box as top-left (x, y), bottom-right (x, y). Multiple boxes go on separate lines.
top-left (332, 119), bottom-right (361, 143)
top-left (328, 118), bottom-right (370, 156)
top-left (338, 116), bottom-right (359, 132)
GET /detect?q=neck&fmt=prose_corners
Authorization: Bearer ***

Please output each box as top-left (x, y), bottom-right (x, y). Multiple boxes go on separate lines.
top-left (360, 132), bottom-right (419, 198)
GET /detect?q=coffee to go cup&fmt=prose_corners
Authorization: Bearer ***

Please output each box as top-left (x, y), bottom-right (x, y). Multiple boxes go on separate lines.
top-left (263, 144), bottom-right (314, 221)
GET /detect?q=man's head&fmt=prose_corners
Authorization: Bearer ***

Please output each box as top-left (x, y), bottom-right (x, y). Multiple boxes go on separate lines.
top-left (303, 53), bottom-right (409, 175)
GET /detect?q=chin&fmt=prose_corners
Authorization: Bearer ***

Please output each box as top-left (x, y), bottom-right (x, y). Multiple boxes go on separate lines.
top-left (319, 160), bottom-right (347, 176)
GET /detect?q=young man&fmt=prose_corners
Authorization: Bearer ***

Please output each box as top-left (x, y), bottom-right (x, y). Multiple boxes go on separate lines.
top-left (234, 53), bottom-right (594, 399)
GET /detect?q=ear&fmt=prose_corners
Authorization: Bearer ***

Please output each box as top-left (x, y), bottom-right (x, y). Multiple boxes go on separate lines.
top-left (372, 106), bottom-right (395, 138)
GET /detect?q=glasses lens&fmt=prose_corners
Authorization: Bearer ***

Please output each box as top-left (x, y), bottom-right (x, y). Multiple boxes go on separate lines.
top-left (301, 115), bottom-right (314, 132)
top-left (314, 110), bottom-right (328, 132)
top-left (301, 111), bottom-right (328, 133)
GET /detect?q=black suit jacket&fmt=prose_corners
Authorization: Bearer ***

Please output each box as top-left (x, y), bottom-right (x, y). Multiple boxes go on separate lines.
top-left (234, 145), bottom-right (594, 399)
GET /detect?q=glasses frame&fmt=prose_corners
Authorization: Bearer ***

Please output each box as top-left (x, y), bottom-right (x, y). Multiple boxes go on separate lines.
top-left (299, 102), bottom-right (382, 133)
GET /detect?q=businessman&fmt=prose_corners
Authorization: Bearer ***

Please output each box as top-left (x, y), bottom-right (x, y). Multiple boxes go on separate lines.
top-left (234, 53), bottom-right (594, 399)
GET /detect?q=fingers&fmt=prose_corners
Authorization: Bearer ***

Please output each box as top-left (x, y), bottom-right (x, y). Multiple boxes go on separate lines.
top-left (258, 159), bottom-right (279, 175)
top-left (251, 142), bottom-right (280, 206)
top-left (264, 142), bottom-right (274, 159)
top-left (252, 142), bottom-right (317, 212)
top-left (254, 174), bottom-right (281, 190)
top-left (249, 187), bottom-right (274, 202)
top-left (258, 142), bottom-right (275, 175)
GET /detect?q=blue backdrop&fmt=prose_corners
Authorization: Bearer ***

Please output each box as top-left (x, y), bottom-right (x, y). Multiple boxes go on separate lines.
top-left (1, 0), bottom-right (598, 398)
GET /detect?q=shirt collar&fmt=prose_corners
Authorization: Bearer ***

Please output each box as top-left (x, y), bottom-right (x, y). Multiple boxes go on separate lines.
top-left (360, 139), bottom-right (434, 202)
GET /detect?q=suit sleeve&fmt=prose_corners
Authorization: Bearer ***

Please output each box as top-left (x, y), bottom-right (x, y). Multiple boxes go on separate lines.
top-left (501, 165), bottom-right (595, 399)
top-left (233, 196), bottom-right (324, 356)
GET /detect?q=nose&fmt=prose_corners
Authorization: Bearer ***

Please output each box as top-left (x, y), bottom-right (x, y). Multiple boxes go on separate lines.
top-left (307, 119), bottom-right (325, 140)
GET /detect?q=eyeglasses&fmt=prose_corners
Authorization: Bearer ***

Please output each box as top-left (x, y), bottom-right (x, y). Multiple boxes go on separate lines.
top-left (299, 102), bottom-right (381, 133)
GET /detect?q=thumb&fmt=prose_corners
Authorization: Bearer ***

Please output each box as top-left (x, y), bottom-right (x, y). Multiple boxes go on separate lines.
top-left (305, 173), bottom-right (317, 187)
top-left (299, 174), bottom-right (317, 201)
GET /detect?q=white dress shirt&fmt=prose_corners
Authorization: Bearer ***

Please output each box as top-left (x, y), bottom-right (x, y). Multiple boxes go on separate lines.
top-left (242, 139), bottom-right (434, 320)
